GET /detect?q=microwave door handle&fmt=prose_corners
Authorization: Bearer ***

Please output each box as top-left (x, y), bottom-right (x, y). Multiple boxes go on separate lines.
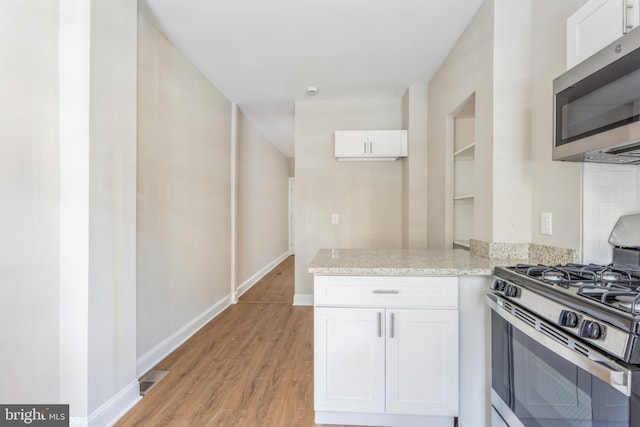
top-left (486, 294), bottom-right (633, 396)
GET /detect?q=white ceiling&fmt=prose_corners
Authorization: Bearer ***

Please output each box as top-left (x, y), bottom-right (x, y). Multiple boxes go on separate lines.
top-left (142, 0), bottom-right (484, 158)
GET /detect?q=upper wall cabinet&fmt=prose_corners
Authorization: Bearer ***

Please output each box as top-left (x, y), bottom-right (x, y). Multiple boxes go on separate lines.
top-left (567, 0), bottom-right (640, 69)
top-left (335, 130), bottom-right (408, 161)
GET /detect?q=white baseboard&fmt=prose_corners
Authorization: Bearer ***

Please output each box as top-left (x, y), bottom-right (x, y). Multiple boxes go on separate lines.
top-left (136, 295), bottom-right (231, 377)
top-left (293, 293), bottom-right (313, 306)
top-left (89, 380), bottom-right (141, 427)
top-left (235, 251), bottom-right (290, 299)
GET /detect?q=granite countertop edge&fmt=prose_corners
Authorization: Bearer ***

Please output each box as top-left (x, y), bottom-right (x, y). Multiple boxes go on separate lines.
top-left (307, 267), bottom-right (496, 276)
top-left (308, 248), bottom-right (526, 277)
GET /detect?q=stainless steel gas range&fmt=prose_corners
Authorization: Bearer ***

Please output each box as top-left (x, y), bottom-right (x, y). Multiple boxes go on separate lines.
top-left (487, 262), bottom-right (640, 427)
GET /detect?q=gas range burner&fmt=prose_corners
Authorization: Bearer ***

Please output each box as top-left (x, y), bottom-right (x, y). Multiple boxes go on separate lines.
top-left (511, 264), bottom-right (600, 288)
top-left (570, 263), bottom-right (640, 283)
top-left (603, 271), bottom-right (629, 282)
top-left (578, 283), bottom-right (640, 312)
top-left (512, 263), bottom-right (640, 289)
top-left (542, 270), bottom-right (566, 282)
top-left (616, 295), bottom-right (640, 313)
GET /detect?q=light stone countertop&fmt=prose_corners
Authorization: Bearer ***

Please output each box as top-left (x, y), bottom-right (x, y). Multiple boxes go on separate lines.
top-left (308, 248), bottom-right (527, 276)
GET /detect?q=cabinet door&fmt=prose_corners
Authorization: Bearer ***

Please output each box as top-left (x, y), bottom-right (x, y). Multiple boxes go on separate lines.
top-left (314, 307), bottom-right (386, 413)
top-left (566, 0), bottom-right (639, 69)
top-left (367, 130), bottom-right (407, 157)
top-left (334, 131), bottom-right (368, 157)
top-left (385, 309), bottom-right (458, 416)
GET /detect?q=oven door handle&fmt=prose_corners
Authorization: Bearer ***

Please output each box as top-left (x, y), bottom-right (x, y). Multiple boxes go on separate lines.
top-left (486, 293), bottom-right (633, 397)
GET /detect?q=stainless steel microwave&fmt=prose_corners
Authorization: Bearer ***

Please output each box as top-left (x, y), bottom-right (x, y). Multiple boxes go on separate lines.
top-left (553, 27), bottom-right (640, 164)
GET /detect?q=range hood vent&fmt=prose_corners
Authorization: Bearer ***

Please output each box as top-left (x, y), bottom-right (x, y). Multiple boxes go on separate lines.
top-left (583, 140), bottom-right (640, 164)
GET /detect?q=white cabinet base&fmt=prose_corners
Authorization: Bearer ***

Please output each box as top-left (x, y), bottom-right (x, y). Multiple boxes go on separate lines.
top-left (314, 275), bottom-right (459, 426)
top-left (315, 411), bottom-right (454, 427)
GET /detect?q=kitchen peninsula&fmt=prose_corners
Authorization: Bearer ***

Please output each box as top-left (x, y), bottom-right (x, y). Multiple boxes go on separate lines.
top-left (309, 248), bottom-right (521, 427)
top-left (309, 247), bottom-right (516, 276)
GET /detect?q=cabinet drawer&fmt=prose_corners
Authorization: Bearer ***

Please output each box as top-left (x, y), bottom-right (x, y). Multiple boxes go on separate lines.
top-left (314, 276), bottom-right (458, 308)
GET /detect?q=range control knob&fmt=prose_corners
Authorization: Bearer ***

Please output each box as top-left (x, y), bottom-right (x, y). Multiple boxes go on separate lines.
top-left (558, 310), bottom-right (578, 328)
top-left (580, 320), bottom-right (602, 340)
top-left (503, 284), bottom-right (519, 298)
top-left (492, 279), bottom-right (506, 292)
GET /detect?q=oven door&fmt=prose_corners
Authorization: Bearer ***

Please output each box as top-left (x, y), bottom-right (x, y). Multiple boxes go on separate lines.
top-left (487, 293), bottom-right (638, 427)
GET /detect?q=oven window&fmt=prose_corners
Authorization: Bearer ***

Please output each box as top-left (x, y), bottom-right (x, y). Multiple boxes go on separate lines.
top-left (491, 310), bottom-right (512, 408)
top-left (510, 324), bottom-right (629, 427)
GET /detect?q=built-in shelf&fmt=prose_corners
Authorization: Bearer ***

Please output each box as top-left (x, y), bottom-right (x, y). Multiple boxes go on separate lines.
top-left (452, 93), bottom-right (475, 251)
top-left (453, 142), bottom-right (475, 159)
top-left (453, 240), bottom-right (470, 249)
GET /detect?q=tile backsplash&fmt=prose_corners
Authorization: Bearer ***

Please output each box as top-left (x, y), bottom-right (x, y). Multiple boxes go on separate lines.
top-left (582, 163), bottom-right (640, 264)
top-left (470, 239), bottom-right (579, 264)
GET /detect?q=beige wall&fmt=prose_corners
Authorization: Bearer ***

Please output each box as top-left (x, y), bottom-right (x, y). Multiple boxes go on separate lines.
top-left (492, 0), bottom-right (532, 243)
top-left (402, 85), bottom-right (429, 248)
top-left (1, 0), bottom-right (139, 420)
top-left (428, 0), bottom-right (585, 251)
top-left (86, 0), bottom-right (139, 415)
top-left (294, 99), bottom-right (404, 297)
top-left (236, 110), bottom-right (290, 288)
top-left (428, 0), bottom-right (494, 248)
top-left (0, 0), bottom-right (60, 403)
top-left (137, 14), bottom-right (232, 357)
top-left (530, 0), bottom-right (586, 251)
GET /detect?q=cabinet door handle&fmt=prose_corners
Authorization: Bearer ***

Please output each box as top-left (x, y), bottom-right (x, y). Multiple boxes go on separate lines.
top-left (624, 0), bottom-right (634, 33)
top-left (377, 312), bottom-right (382, 338)
top-left (390, 312), bottom-right (395, 339)
top-left (363, 141), bottom-right (367, 154)
top-left (372, 289), bottom-right (399, 294)
top-left (369, 141), bottom-right (372, 154)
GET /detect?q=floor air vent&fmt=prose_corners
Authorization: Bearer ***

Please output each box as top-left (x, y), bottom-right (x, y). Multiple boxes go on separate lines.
top-left (139, 370), bottom-right (169, 396)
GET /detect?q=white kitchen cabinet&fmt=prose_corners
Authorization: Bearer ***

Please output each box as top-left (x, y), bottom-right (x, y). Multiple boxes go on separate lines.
top-left (385, 308), bottom-right (458, 415)
top-left (314, 307), bottom-right (386, 413)
top-left (334, 130), bottom-right (408, 160)
top-left (313, 275), bottom-right (458, 427)
top-left (315, 308), bottom-right (458, 416)
top-left (567, 0), bottom-right (640, 69)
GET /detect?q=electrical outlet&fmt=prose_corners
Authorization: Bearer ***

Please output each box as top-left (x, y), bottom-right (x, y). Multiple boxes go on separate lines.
top-left (541, 212), bottom-right (552, 235)
top-left (331, 213), bottom-right (339, 225)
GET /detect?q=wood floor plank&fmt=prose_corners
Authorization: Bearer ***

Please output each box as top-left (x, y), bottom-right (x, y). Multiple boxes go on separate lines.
top-left (116, 255), bottom-right (357, 426)
top-left (238, 256), bottom-right (294, 304)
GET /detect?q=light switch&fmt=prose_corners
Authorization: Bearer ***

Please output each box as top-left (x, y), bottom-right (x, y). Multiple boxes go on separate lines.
top-left (541, 212), bottom-right (552, 235)
top-left (331, 213), bottom-right (339, 225)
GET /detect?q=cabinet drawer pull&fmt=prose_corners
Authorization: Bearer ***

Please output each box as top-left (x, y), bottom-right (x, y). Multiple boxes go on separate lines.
top-left (372, 289), bottom-right (399, 294)
top-left (390, 312), bottom-right (395, 339)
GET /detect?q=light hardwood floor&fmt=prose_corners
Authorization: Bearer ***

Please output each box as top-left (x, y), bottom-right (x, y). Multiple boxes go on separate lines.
top-left (115, 256), bottom-right (351, 427)
top-left (237, 255), bottom-right (294, 304)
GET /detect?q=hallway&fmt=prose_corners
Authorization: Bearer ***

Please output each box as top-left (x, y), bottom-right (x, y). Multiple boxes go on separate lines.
top-left (115, 256), bottom-right (341, 426)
